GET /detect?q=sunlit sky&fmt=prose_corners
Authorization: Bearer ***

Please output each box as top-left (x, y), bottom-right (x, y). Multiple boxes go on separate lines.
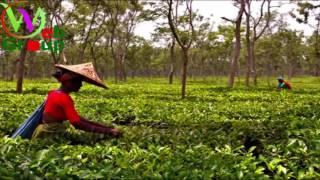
top-left (135, 1), bottom-right (317, 40)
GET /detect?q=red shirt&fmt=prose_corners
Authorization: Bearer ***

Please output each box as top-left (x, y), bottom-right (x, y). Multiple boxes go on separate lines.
top-left (44, 90), bottom-right (81, 125)
top-left (43, 90), bottom-right (114, 135)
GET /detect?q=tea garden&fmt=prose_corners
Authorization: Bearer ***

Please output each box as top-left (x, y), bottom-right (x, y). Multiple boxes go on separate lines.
top-left (0, 77), bottom-right (319, 179)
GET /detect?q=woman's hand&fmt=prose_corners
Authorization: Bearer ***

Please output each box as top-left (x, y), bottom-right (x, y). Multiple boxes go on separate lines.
top-left (110, 128), bottom-right (123, 138)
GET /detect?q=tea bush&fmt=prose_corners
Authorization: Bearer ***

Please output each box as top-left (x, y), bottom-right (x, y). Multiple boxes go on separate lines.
top-left (0, 78), bottom-right (319, 179)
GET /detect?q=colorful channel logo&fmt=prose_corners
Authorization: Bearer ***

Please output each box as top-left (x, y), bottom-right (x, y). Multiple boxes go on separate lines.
top-left (0, 1), bottom-right (64, 53)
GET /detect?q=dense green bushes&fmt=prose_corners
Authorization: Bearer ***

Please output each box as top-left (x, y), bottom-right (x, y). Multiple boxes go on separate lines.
top-left (0, 78), bottom-right (319, 179)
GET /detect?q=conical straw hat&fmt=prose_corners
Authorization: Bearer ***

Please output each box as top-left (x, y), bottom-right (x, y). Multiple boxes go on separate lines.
top-left (55, 62), bottom-right (107, 89)
top-left (277, 76), bottom-right (284, 80)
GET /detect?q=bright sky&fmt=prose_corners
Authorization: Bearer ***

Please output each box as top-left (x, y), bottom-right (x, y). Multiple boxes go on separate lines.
top-left (135, 0), bottom-right (317, 40)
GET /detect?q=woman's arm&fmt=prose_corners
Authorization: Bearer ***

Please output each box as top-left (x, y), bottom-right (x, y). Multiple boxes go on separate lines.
top-left (80, 116), bottom-right (114, 128)
top-left (72, 120), bottom-right (122, 137)
top-left (60, 94), bottom-right (122, 137)
top-left (80, 117), bottom-right (122, 137)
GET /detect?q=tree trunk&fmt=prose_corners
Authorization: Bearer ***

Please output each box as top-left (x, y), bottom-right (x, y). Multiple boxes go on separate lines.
top-left (181, 49), bottom-right (188, 99)
top-left (313, 30), bottom-right (320, 77)
top-left (118, 55), bottom-right (123, 81)
top-left (16, 6), bottom-right (33, 93)
top-left (110, 35), bottom-right (119, 83)
top-left (237, 57), bottom-right (241, 84)
top-left (251, 41), bottom-right (257, 86)
top-left (228, 0), bottom-right (244, 88)
top-left (167, 0), bottom-right (194, 98)
top-left (114, 56), bottom-right (118, 83)
top-left (90, 45), bottom-right (103, 80)
top-left (228, 52), bottom-right (239, 88)
top-left (266, 62), bottom-right (273, 87)
top-left (245, 5), bottom-right (251, 87)
top-left (16, 40), bottom-right (28, 93)
top-left (245, 54), bottom-right (251, 87)
top-left (245, 0), bottom-right (271, 86)
top-left (228, 36), bottom-right (241, 88)
top-left (228, 50), bottom-right (237, 88)
top-left (169, 38), bottom-right (175, 84)
top-left (110, 22), bottom-right (118, 83)
top-left (119, 54), bottom-right (127, 81)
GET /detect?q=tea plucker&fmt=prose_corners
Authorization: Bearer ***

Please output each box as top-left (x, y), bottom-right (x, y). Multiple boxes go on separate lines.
top-left (32, 62), bottom-right (122, 139)
top-left (277, 76), bottom-right (291, 90)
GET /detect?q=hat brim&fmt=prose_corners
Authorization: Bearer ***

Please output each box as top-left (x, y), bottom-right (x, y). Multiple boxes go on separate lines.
top-left (55, 63), bottom-right (108, 89)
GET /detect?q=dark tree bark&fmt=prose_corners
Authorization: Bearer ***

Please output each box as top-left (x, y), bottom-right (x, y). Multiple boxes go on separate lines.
top-left (16, 6), bottom-right (34, 93)
top-left (16, 40), bottom-right (28, 93)
top-left (245, 1), bottom-right (251, 87)
top-left (168, 39), bottom-right (176, 84)
top-left (110, 17), bottom-right (119, 83)
top-left (168, 2), bottom-right (178, 84)
top-left (181, 49), bottom-right (189, 98)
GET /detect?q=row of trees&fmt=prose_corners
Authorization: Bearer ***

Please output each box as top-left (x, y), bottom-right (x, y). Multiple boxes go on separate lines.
top-left (0, 0), bottom-right (319, 97)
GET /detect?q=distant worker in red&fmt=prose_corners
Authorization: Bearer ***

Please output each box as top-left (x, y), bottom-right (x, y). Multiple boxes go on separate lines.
top-left (32, 62), bottom-right (122, 139)
top-left (277, 76), bottom-right (291, 90)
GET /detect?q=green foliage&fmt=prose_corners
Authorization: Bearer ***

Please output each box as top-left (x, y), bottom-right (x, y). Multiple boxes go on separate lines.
top-left (0, 78), bottom-right (320, 178)
top-left (290, 2), bottom-right (320, 24)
